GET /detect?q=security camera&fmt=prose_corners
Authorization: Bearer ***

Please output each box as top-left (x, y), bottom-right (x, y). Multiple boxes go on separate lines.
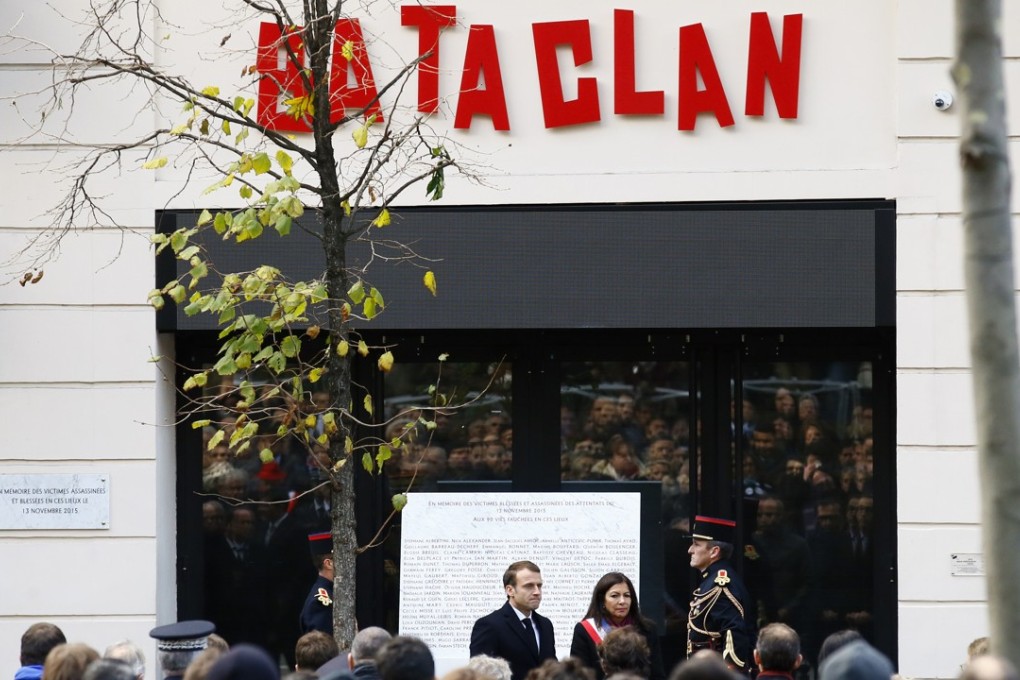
top-left (933, 91), bottom-right (954, 111)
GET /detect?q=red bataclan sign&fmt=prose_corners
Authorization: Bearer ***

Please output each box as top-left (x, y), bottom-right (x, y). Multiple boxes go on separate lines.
top-left (256, 8), bottom-right (802, 133)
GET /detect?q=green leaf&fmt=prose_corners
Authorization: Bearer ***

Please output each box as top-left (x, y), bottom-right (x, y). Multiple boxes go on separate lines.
top-left (362, 451), bottom-right (374, 474)
top-left (213, 356), bottom-right (237, 376)
top-left (392, 493), bottom-right (408, 512)
top-left (179, 245), bottom-right (200, 260)
top-left (363, 394), bottom-right (374, 416)
top-left (276, 150), bottom-right (294, 175)
top-left (221, 119), bottom-right (231, 135)
top-left (310, 283), bottom-right (328, 304)
top-left (168, 284), bottom-right (187, 304)
top-left (142, 157), bottom-right (168, 170)
top-left (370, 287), bottom-right (385, 309)
top-left (376, 444), bottom-right (392, 466)
top-left (252, 153), bottom-right (271, 175)
top-left (213, 212), bottom-right (228, 234)
top-left (170, 230), bottom-right (188, 253)
top-left (201, 85), bottom-right (221, 97)
top-left (281, 335), bottom-right (301, 358)
top-left (363, 297), bottom-right (377, 319)
top-left (348, 280), bottom-right (365, 304)
top-left (267, 351), bottom-right (286, 374)
top-left (240, 185), bottom-right (253, 200)
top-left (426, 166), bottom-right (445, 201)
top-left (197, 209), bottom-right (213, 226)
top-left (308, 367), bottom-right (323, 383)
top-left (188, 260), bottom-right (208, 288)
top-left (275, 214), bottom-right (292, 237)
top-left (192, 419), bottom-right (212, 429)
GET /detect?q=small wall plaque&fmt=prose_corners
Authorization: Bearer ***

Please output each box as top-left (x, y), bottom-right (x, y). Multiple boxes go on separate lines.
top-left (951, 553), bottom-right (985, 576)
top-left (0, 474), bottom-right (110, 530)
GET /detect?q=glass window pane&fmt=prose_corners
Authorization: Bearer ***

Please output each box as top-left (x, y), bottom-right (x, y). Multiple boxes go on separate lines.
top-left (383, 360), bottom-right (512, 485)
top-left (741, 362), bottom-right (876, 666)
top-left (560, 361), bottom-right (691, 519)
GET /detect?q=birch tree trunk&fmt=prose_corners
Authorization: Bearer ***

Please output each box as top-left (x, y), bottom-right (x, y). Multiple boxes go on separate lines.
top-left (954, 0), bottom-right (1020, 663)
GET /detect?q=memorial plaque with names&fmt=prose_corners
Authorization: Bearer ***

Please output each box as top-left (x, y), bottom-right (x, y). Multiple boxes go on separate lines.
top-left (400, 492), bottom-right (641, 672)
top-left (0, 474), bottom-right (111, 530)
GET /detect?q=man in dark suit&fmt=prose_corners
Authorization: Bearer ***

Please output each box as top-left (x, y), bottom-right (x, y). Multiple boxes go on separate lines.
top-left (470, 560), bottom-right (556, 680)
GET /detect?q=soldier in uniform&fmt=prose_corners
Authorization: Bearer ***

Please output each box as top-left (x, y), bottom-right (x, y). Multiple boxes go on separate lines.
top-left (687, 515), bottom-right (754, 674)
top-left (300, 531), bottom-right (335, 635)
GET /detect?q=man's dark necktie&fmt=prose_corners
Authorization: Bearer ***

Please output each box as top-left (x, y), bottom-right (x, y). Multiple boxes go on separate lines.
top-left (522, 617), bottom-right (538, 655)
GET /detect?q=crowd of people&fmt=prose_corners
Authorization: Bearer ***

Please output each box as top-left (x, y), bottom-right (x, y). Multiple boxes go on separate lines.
top-left (14, 617), bottom-right (1010, 680)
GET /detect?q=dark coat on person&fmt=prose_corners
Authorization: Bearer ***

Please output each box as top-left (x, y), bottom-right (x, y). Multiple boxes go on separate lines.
top-left (570, 619), bottom-right (666, 680)
top-left (469, 602), bottom-right (556, 680)
top-left (299, 574), bottom-right (334, 635)
top-left (687, 559), bottom-right (755, 674)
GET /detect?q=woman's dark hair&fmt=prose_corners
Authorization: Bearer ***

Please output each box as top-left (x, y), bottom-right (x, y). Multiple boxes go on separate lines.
top-left (598, 628), bottom-right (651, 678)
top-left (582, 573), bottom-right (652, 634)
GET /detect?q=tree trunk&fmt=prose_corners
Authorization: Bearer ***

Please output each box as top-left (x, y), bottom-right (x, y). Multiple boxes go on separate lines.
top-left (954, 0), bottom-right (1020, 664)
top-left (306, 0), bottom-right (358, 652)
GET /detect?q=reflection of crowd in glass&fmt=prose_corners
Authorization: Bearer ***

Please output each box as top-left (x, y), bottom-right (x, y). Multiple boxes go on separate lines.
top-left (198, 385), bottom-right (353, 668)
top-left (560, 392), bottom-right (692, 527)
top-left (741, 386), bottom-right (877, 666)
top-left (380, 411), bottom-right (515, 489)
top-left (556, 375), bottom-right (878, 669)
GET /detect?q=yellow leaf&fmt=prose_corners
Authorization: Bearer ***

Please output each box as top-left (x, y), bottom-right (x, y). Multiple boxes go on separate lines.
top-left (309, 367), bottom-right (323, 383)
top-left (337, 340), bottom-right (350, 357)
top-left (201, 86), bottom-right (221, 97)
top-left (276, 150), bottom-right (294, 175)
top-left (378, 351), bottom-right (394, 373)
top-left (363, 394), bottom-right (374, 416)
top-left (352, 125), bottom-right (368, 149)
top-left (423, 271), bottom-right (437, 296)
top-left (342, 200), bottom-right (351, 217)
top-left (170, 124), bottom-right (188, 135)
top-left (143, 157), bottom-right (168, 170)
top-left (373, 209), bottom-right (391, 228)
top-left (345, 436), bottom-right (354, 454)
top-left (357, 340), bottom-right (369, 357)
top-left (342, 40), bottom-right (355, 62)
top-left (259, 448), bottom-right (274, 463)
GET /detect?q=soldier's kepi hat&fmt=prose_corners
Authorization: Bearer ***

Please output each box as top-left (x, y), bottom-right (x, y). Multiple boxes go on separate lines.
top-left (149, 620), bottom-right (215, 651)
top-left (691, 515), bottom-right (737, 544)
top-left (308, 530), bottom-right (332, 556)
